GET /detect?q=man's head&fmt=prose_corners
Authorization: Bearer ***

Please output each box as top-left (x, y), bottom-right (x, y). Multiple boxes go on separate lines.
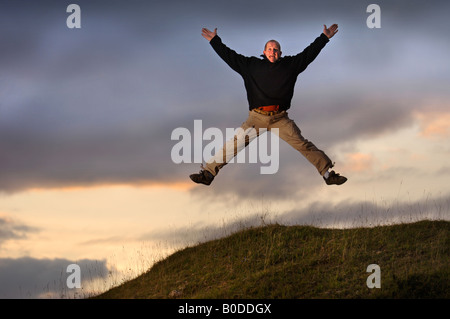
top-left (263, 40), bottom-right (282, 63)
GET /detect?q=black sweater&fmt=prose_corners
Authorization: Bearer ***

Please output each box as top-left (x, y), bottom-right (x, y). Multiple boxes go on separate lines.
top-left (209, 33), bottom-right (329, 111)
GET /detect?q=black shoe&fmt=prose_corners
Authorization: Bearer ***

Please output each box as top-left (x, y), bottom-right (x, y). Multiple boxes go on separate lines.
top-left (324, 170), bottom-right (347, 185)
top-left (190, 169), bottom-right (214, 186)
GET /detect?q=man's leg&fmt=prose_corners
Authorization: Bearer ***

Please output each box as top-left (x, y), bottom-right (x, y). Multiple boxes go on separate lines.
top-left (203, 124), bottom-right (259, 176)
top-left (272, 113), bottom-right (347, 185)
top-left (190, 112), bottom-right (261, 185)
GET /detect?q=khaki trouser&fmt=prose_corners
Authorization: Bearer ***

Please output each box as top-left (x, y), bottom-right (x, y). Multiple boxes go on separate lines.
top-left (204, 110), bottom-right (333, 177)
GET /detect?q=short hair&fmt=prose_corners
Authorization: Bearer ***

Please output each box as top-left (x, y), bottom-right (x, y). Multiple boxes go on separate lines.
top-left (264, 40), bottom-right (281, 51)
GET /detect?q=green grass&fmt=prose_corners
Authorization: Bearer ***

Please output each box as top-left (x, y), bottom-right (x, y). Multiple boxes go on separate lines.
top-left (94, 220), bottom-right (449, 299)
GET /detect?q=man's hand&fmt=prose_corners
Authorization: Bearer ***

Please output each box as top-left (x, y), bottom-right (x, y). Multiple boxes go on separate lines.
top-left (323, 24), bottom-right (338, 39)
top-left (202, 27), bottom-right (217, 42)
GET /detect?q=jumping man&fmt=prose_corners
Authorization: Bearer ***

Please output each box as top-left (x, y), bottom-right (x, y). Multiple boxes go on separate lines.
top-left (190, 24), bottom-right (347, 186)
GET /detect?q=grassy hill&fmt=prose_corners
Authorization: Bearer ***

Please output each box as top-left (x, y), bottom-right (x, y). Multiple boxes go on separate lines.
top-left (95, 220), bottom-right (449, 299)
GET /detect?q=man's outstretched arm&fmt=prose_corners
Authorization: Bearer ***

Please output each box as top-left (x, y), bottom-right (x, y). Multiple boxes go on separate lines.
top-left (292, 24), bottom-right (338, 74)
top-left (201, 27), bottom-right (248, 75)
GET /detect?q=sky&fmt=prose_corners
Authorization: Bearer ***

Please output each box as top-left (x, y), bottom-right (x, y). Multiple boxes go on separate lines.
top-left (0, 0), bottom-right (449, 298)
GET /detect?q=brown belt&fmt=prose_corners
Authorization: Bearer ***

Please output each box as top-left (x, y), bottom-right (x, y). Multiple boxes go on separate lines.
top-left (253, 105), bottom-right (280, 116)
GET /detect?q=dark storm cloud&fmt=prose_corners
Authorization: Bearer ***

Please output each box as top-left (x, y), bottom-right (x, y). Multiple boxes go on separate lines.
top-left (0, 257), bottom-right (109, 298)
top-left (1, 0), bottom-right (449, 192)
top-left (0, 1), bottom-right (190, 192)
top-left (290, 94), bottom-right (417, 146)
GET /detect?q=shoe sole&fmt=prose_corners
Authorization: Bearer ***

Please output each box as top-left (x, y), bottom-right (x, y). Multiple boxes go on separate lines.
top-left (326, 178), bottom-right (347, 185)
top-left (189, 174), bottom-right (213, 186)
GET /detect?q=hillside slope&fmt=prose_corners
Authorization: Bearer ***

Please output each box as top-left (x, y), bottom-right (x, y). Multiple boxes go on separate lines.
top-left (95, 220), bottom-right (449, 299)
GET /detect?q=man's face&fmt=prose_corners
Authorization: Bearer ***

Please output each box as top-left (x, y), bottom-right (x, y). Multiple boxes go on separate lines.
top-left (263, 41), bottom-right (282, 63)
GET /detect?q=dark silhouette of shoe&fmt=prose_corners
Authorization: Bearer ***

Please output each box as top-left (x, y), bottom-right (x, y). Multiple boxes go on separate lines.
top-left (324, 170), bottom-right (347, 185)
top-left (190, 169), bottom-right (214, 186)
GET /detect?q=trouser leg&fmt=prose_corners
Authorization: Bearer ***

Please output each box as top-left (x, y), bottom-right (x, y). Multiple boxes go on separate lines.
top-left (271, 113), bottom-right (333, 176)
top-left (204, 113), bottom-right (261, 176)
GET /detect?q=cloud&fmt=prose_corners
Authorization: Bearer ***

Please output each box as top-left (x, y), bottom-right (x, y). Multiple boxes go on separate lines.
top-left (0, 257), bottom-right (109, 298)
top-left (280, 192), bottom-right (450, 228)
top-left (140, 210), bottom-right (280, 246)
top-left (340, 152), bottom-right (374, 173)
top-left (415, 111), bottom-right (450, 139)
top-left (0, 215), bottom-right (39, 247)
top-left (79, 235), bottom-right (129, 246)
top-left (289, 94), bottom-right (417, 147)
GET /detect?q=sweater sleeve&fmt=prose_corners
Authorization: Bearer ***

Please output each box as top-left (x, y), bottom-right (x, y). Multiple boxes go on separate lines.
top-left (209, 35), bottom-right (248, 75)
top-left (293, 33), bottom-right (329, 74)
